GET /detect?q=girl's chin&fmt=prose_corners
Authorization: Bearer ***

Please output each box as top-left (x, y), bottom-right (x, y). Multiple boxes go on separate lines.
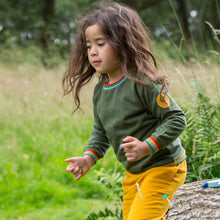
top-left (94, 70), bottom-right (106, 74)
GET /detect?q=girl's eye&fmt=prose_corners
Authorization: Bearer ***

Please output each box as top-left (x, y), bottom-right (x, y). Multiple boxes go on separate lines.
top-left (98, 43), bottom-right (105, 47)
top-left (86, 45), bottom-right (91, 49)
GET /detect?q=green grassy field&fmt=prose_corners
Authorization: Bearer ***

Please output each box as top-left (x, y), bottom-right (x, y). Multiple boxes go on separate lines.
top-left (0, 63), bottom-right (120, 219)
top-left (0, 54), bottom-right (219, 219)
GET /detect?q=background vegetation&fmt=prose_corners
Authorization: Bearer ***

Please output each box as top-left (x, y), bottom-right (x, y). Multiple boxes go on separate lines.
top-left (0, 0), bottom-right (219, 66)
top-left (0, 0), bottom-right (219, 219)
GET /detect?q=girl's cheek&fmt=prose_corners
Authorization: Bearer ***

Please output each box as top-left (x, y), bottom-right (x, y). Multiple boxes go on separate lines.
top-left (88, 57), bottom-right (92, 65)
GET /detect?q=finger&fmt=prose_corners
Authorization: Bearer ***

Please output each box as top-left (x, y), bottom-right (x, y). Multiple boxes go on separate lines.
top-left (66, 164), bottom-right (75, 172)
top-left (123, 146), bottom-right (133, 152)
top-left (126, 155), bottom-right (135, 162)
top-left (125, 152), bottom-right (133, 158)
top-left (73, 170), bottom-right (82, 178)
top-left (127, 157), bottom-right (136, 162)
top-left (125, 153), bottom-right (138, 162)
top-left (65, 157), bottom-right (76, 163)
top-left (75, 173), bottom-right (82, 180)
top-left (66, 164), bottom-right (79, 173)
top-left (70, 166), bottom-right (82, 178)
top-left (123, 136), bottom-right (136, 143)
top-left (121, 142), bottom-right (134, 149)
top-left (73, 167), bottom-right (83, 179)
top-left (71, 165), bottom-right (79, 173)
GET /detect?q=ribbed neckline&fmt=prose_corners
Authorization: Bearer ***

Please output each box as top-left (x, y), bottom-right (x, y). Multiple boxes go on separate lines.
top-left (103, 75), bottom-right (126, 90)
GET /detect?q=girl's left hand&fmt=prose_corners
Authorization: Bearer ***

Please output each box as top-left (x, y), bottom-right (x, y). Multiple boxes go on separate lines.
top-left (121, 136), bottom-right (153, 162)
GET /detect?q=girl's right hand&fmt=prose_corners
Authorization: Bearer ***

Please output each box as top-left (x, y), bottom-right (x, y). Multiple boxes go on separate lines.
top-left (65, 155), bottom-right (95, 180)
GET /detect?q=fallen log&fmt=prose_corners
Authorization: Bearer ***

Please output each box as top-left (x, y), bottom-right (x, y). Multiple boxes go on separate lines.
top-left (167, 180), bottom-right (220, 219)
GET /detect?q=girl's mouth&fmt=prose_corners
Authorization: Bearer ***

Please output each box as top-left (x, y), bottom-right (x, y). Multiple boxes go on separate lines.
top-left (93, 61), bottom-right (101, 66)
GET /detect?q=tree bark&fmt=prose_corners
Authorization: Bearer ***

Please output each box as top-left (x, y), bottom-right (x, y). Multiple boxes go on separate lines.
top-left (41, 0), bottom-right (55, 52)
top-left (176, 0), bottom-right (190, 40)
top-left (167, 180), bottom-right (220, 219)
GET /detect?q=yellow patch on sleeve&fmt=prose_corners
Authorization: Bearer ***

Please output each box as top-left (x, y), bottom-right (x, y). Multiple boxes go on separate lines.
top-left (157, 94), bottom-right (170, 108)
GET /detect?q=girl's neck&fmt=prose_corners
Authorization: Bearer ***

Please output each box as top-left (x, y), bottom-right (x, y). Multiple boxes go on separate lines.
top-left (107, 73), bottom-right (124, 84)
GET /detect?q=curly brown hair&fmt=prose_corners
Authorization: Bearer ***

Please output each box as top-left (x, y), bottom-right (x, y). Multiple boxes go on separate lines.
top-left (62, 1), bottom-right (169, 113)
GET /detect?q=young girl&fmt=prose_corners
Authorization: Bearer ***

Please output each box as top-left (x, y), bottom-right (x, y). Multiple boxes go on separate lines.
top-left (63, 2), bottom-right (187, 219)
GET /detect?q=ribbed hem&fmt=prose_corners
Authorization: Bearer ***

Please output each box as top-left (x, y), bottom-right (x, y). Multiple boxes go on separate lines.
top-left (103, 76), bottom-right (126, 90)
top-left (166, 151), bottom-right (186, 166)
top-left (83, 149), bottom-right (100, 163)
top-left (145, 136), bottom-right (161, 153)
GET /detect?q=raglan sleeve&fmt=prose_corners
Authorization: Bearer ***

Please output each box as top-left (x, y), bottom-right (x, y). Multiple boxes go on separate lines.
top-left (83, 84), bottom-right (110, 163)
top-left (139, 82), bottom-right (187, 153)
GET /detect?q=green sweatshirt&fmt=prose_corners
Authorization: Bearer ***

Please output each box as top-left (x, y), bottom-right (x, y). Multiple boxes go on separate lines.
top-left (84, 75), bottom-right (186, 173)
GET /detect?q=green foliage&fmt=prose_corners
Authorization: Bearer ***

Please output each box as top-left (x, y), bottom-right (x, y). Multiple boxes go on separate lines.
top-left (181, 92), bottom-right (220, 182)
top-left (92, 168), bottom-right (124, 201)
top-left (86, 207), bottom-right (122, 220)
top-left (0, 65), bottom-right (113, 219)
top-left (86, 168), bottom-right (123, 220)
top-left (0, 43), bottom-right (68, 68)
top-left (0, 0), bottom-right (219, 65)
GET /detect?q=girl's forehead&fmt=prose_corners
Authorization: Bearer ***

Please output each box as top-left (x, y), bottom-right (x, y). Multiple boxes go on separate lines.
top-left (85, 23), bottom-right (105, 40)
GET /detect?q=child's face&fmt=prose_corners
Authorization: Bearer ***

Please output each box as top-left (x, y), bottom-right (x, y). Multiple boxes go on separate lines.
top-left (85, 23), bottom-right (122, 80)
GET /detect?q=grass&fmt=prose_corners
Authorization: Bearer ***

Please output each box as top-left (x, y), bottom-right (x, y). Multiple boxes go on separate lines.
top-left (0, 198), bottom-right (109, 220)
top-left (0, 47), bottom-right (219, 219)
top-left (0, 63), bottom-right (118, 219)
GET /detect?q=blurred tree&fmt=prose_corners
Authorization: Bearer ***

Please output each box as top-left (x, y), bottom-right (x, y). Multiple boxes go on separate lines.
top-left (176, 0), bottom-right (190, 40)
top-left (41, 0), bottom-right (55, 52)
top-left (0, 0), bottom-right (219, 60)
top-left (121, 0), bottom-right (219, 50)
top-left (0, 0), bottom-right (44, 45)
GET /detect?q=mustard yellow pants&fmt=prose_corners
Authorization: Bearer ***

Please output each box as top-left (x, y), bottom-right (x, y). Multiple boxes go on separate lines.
top-left (122, 160), bottom-right (187, 220)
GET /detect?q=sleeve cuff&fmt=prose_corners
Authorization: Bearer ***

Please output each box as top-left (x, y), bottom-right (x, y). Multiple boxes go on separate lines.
top-left (83, 149), bottom-right (100, 163)
top-left (145, 136), bottom-right (161, 153)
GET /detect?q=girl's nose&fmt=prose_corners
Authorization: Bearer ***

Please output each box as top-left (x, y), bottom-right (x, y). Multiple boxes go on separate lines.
top-left (90, 47), bottom-right (98, 56)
